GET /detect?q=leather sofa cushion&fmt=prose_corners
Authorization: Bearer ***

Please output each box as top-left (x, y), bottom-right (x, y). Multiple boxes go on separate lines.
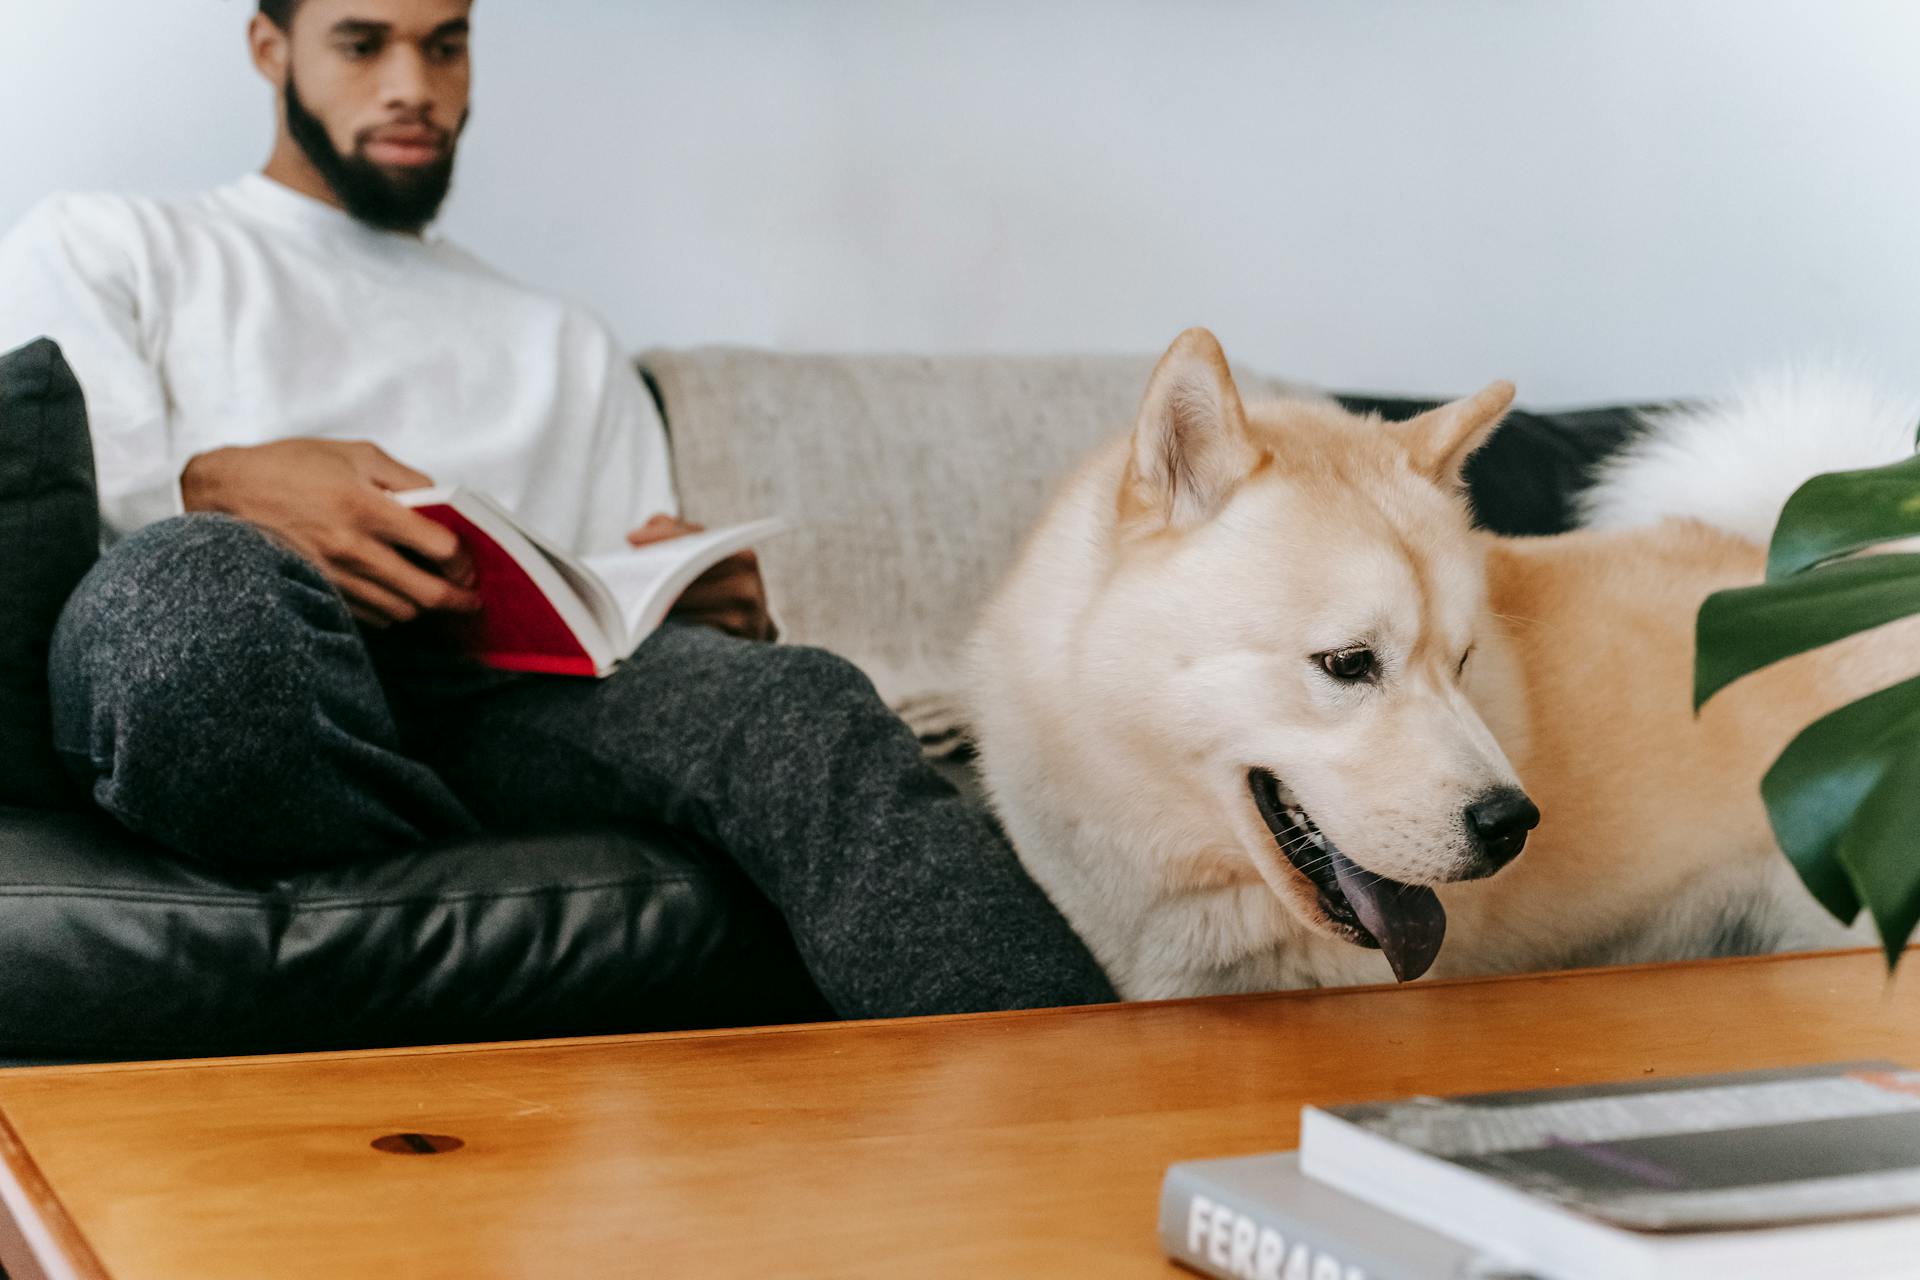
top-left (0, 338), bottom-right (96, 808)
top-left (0, 804), bottom-right (830, 1060)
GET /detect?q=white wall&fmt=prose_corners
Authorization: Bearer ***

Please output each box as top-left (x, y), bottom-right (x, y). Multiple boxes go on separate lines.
top-left (4, 1), bottom-right (1918, 404)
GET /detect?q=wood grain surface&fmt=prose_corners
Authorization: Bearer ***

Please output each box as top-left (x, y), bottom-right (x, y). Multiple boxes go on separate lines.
top-left (0, 948), bottom-right (1915, 1279)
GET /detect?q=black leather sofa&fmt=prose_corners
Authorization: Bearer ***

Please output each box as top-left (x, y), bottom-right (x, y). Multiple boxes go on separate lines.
top-left (0, 336), bottom-right (1649, 1066)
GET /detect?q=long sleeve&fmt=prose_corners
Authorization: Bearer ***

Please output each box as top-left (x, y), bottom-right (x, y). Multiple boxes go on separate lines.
top-left (0, 195), bottom-right (183, 538)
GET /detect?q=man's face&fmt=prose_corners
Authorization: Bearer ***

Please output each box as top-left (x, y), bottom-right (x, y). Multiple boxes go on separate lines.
top-left (264, 0), bottom-right (474, 230)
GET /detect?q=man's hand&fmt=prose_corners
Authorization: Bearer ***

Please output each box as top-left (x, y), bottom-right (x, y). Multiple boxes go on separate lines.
top-left (627, 513), bottom-right (775, 642)
top-left (181, 439), bottom-right (479, 627)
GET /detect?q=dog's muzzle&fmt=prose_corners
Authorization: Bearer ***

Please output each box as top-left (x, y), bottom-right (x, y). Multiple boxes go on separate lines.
top-left (1248, 768), bottom-right (1448, 983)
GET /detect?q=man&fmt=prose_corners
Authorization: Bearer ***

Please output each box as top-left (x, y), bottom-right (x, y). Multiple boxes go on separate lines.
top-left (0, 0), bottom-right (1115, 1018)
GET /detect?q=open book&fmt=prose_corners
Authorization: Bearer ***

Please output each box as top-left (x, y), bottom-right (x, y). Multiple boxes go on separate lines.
top-left (396, 487), bottom-right (785, 677)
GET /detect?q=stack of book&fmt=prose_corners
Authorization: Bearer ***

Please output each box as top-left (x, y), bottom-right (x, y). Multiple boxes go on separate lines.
top-left (1160, 1061), bottom-right (1920, 1280)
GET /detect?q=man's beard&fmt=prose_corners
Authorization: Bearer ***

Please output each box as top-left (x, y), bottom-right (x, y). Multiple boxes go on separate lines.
top-left (283, 75), bottom-right (464, 232)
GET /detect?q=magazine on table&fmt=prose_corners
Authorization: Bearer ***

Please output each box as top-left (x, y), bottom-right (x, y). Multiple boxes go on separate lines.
top-left (1298, 1060), bottom-right (1920, 1280)
top-left (1160, 1150), bottom-right (1531, 1280)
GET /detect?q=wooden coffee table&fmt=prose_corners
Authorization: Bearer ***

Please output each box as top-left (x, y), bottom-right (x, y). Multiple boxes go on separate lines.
top-left (1, 948), bottom-right (1915, 1279)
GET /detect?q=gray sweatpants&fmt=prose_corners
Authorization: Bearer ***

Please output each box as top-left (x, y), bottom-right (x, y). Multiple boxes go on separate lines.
top-left (47, 514), bottom-right (1115, 1018)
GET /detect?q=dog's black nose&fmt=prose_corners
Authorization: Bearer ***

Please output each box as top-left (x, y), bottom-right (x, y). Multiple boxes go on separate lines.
top-left (1465, 787), bottom-right (1540, 871)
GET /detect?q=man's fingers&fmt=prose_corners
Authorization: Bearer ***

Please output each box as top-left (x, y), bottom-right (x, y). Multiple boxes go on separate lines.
top-left (703, 608), bottom-right (750, 639)
top-left (673, 602), bottom-right (755, 638)
top-left (363, 496), bottom-right (474, 582)
top-left (676, 573), bottom-right (759, 613)
top-left (626, 516), bottom-right (705, 546)
top-left (673, 558), bottom-right (769, 638)
top-left (354, 443), bottom-right (434, 492)
top-left (332, 570), bottom-right (416, 626)
top-left (339, 536), bottom-right (481, 614)
top-left (720, 606), bottom-right (771, 641)
top-left (684, 551), bottom-right (757, 588)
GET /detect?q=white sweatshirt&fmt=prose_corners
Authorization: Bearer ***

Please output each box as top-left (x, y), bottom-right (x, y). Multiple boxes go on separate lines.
top-left (0, 173), bottom-right (676, 554)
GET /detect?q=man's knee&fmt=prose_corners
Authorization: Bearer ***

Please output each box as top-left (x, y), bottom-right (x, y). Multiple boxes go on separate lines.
top-left (84, 511), bottom-right (323, 600)
top-left (49, 514), bottom-right (351, 804)
top-left (54, 515), bottom-right (340, 687)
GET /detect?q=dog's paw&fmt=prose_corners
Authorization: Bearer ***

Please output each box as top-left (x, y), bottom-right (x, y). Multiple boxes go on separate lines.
top-left (893, 690), bottom-right (978, 761)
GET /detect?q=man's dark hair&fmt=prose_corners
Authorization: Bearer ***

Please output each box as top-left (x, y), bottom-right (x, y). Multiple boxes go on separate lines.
top-left (259, 0), bottom-right (299, 30)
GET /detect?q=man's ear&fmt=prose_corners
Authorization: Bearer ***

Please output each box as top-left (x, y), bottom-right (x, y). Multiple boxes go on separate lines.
top-left (249, 13), bottom-right (291, 87)
top-left (1121, 327), bottom-right (1261, 530)
top-left (1389, 380), bottom-right (1516, 487)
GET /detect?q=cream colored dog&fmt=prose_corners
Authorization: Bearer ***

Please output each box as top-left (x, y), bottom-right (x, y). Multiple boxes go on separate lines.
top-left (967, 329), bottom-right (1916, 999)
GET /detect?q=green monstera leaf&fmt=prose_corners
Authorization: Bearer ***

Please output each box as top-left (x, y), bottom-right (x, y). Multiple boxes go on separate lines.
top-left (1761, 673), bottom-right (1920, 960)
top-left (1695, 554), bottom-right (1920, 710)
top-left (1696, 456), bottom-right (1920, 968)
top-left (1767, 453), bottom-right (1920, 579)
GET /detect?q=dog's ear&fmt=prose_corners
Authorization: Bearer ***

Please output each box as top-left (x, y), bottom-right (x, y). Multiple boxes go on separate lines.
top-left (1390, 381), bottom-right (1516, 487)
top-left (1122, 327), bottom-right (1261, 530)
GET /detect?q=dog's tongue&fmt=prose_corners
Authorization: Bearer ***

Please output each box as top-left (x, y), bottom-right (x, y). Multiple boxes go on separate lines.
top-left (1329, 848), bottom-right (1446, 983)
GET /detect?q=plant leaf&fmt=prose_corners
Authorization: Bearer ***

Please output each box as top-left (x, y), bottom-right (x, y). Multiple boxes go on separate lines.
top-left (1768, 454), bottom-right (1920, 580)
top-left (1759, 676), bottom-right (1920, 922)
top-left (1694, 553), bottom-right (1920, 709)
top-left (1833, 739), bottom-right (1920, 969)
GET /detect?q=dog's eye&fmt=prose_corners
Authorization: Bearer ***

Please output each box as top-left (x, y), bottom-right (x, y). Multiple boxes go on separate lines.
top-left (1457, 644), bottom-right (1475, 677)
top-left (1319, 647), bottom-right (1375, 682)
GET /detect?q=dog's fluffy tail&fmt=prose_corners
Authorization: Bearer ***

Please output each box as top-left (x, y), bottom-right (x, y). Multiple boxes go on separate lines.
top-left (1578, 369), bottom-right (1920, 546)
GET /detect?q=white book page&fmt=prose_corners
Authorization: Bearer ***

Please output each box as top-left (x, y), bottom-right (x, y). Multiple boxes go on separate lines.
top-left (506, 512), bottom-right (626, 645)
top-left (580, 518), bottom-right (787, 652)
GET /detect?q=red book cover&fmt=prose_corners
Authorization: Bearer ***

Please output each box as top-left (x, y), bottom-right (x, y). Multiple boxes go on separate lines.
top-left (409, 503), bottom-right (599, 677)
